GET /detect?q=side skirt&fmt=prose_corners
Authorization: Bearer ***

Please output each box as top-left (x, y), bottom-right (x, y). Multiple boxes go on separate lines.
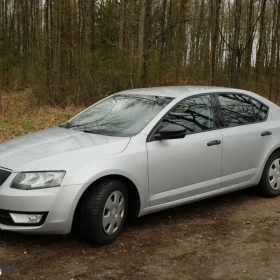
top-left (138, 180), bottom-right (256, 217)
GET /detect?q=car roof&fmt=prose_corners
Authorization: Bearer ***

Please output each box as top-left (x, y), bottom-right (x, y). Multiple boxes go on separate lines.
top-left (116, 86), bottom-right (279, 109)
top-left (118, 86), bottom-right (246, 98)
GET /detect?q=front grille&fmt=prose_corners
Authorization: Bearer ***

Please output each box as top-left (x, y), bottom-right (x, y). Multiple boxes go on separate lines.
top-left (0, 209), bottom-right (14, 225)
top-left (0, 169), bottom-right (11, 186)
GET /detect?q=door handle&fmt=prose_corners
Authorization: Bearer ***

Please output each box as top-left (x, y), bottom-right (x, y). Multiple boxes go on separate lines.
top-left (261, 131), bottom-right (272, 136)
top-left (207, 140), bottom-right (221, 146)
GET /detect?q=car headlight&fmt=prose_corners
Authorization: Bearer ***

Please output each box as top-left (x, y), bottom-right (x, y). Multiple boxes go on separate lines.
top-left (11, 171), bottom-right (66, 190)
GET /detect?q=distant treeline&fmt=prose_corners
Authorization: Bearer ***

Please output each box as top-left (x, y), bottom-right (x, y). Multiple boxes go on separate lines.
top-left (0, 0), bottom-right (279, 105)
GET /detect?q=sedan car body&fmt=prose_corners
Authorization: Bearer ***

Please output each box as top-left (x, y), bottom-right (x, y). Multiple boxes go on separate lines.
top-left (0, 86), bottom-right (280, 244)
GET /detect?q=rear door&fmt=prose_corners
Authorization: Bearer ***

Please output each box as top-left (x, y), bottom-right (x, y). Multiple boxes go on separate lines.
top-left (217, 93), bottom-right (272, 188)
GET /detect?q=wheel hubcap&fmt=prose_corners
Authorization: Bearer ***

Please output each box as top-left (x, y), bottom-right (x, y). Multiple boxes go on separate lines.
top-left (102, 190), bottom-right (125, 235)
top-left (269, 158), bottom-right (280, 190)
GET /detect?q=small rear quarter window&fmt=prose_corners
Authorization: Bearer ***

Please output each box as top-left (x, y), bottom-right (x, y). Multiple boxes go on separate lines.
top-left (251, 99), bottom-right (268, 122)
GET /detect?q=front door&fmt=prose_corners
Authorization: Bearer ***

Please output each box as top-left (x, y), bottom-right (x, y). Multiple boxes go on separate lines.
top-left (147, 94), bottom-right (223, 206)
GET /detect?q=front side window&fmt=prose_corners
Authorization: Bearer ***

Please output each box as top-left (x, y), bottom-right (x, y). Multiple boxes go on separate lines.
top-left (252, 98), bottom-right (268, 121)
top-left (163, 95), bottom-right (215, 134)
top-left (61, 94), bottom-right (173, 137)
top-left (218, 94), bottom-right (254, 127)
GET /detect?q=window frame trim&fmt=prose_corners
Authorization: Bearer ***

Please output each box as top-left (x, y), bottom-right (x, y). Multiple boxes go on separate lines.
top-left (146, 93), bottom-right (221, 143)
top-left (215, 92), bottom-right (269, 129)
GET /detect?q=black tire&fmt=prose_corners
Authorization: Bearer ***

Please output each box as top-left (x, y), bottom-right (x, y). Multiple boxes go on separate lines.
top-left (259, 151), bottom-right (280, 197)
top-left (79, 179), bottom-right (128, 245)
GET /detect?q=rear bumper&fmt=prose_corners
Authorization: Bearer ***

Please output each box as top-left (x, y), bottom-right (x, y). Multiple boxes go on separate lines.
top-left (0, 174), bottom-right (84, 234)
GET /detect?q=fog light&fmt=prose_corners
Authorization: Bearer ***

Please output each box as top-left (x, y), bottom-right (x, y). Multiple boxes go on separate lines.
top-left (10, 213), bottom-right (43, 224)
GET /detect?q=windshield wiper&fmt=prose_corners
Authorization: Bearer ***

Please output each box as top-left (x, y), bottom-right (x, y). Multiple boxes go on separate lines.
top-left (82, 130), bottom-right (119, 137)
top-left (59, 122), bottom-right (71, 128)
top-left (82, 130), bottom-right (97, 134)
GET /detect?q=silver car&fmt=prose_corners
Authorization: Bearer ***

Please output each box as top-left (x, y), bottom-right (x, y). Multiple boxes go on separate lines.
top-left (0, 86), bottom-right (279, 245)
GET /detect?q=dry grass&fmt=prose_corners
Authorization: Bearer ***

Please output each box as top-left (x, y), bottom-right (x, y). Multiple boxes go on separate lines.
top-left (0, 90), bottom-right (84, 143)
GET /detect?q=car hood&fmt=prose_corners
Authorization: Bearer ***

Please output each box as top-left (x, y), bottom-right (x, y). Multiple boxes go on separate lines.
top-left (0, 127), bottom-right (130, 171)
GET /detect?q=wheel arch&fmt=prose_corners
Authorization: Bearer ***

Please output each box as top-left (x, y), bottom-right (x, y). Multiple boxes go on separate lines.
top-left (265, 145), bottom-right (280, 165)
top-left (257, 145), bottom-right (280, 182)
top-left (270, 146), bottom-right (280, 154)
top-left (71, 174), bottom-right (141, 232)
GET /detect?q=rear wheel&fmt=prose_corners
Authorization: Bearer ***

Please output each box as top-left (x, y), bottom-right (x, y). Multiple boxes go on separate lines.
top-left (259, 152), bottom-right (280, 197)
top-left (80, 179), bottom-right (128, 245)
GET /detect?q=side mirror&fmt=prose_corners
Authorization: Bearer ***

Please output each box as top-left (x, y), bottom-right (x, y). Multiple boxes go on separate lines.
top-left (156, 123), bottom-right (187, 140)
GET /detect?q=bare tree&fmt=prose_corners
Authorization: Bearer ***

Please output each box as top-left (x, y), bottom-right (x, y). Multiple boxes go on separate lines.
top-left (138, 0), bottom-right (152, 87)
top-left (268, 0), bottom-right (280, 100)
top-left (244, 0), bottom-right (254, 76)
top-left (59, 0), bottom-right (71, 96)
top-left (0, 0), bottom-right (279, 105)
top-left (230, 0), bottom-right (242, 88)
top-left (255, 0), bottom-right (268, 87)
top-left (210, 0), bottom-right (222, 85)
top-left (119, 0), bottom-right (126, 57)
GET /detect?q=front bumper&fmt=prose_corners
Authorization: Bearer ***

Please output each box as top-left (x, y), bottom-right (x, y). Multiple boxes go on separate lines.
top-left (0, 173), bottom-right (84, 234)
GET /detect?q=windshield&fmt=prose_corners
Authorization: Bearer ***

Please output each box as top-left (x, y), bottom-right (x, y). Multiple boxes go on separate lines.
top-left (61, 94), bottom-right (174, 137)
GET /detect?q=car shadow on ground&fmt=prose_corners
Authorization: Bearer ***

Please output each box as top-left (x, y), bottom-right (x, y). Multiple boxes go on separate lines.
top-left (0, 187), bottom-right (262, 248)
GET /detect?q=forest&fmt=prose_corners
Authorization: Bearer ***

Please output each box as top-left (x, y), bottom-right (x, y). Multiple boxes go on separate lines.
top-left (0, 0), bottom-right (279, 105)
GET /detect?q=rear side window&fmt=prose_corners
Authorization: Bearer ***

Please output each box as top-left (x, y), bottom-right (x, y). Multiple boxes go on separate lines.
top-left (218, 94), bottom-right (254, 127)
top-left (251, 98), bottom-right (268, 121)
top-left (163, 94), bottom-right (215, 134)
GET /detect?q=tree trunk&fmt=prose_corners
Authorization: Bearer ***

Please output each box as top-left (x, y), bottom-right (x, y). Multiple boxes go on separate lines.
top-left (21, 0), bottom-right (29, 85)
top-left (166, 0), bottom-right (173, 58)
top-left (244, 0), bottom-right (254, 76)
top-left (203, 1), bottom-right (211, 76)
top-left (119, 0), bottom-right (125, 57)
top-left (210, 0), bottom-right (222, 85)
top-left (45, 0), bottom-right (51, 97)
top-left (138, 0), bottom-right (152, 87)
top-left (230, 0), bottom-right (242, 88)
top-left (255, 0), bottom-right (267, 87)
top-left (59, 0), bottom-right (70, 96)
top-left (176, 0), bottom-right (188, 78)
top-left (269, 1), bottom-right (280, 100)
top-left (195, 0), bottom-right (205, 65)
top-left (159, 0), bottom-right (167, 76)
top-left (276, 40), bottom-right (280, 101)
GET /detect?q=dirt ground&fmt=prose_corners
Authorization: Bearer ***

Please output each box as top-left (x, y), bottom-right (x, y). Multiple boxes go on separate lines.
top-left (1, 188), bottom-right (280, 280)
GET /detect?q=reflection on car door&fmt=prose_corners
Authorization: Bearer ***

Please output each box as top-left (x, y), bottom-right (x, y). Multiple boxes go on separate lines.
top-left (217, 93), bottom-right (272, 188)
top-left (146, 94), bottom-right (223, 206)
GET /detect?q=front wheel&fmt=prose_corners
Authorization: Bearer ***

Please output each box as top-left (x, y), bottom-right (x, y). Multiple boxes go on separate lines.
top-left (79, 179), bottom-right (128, 245)
top-left (259, 151), bottom-right (280, 197)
